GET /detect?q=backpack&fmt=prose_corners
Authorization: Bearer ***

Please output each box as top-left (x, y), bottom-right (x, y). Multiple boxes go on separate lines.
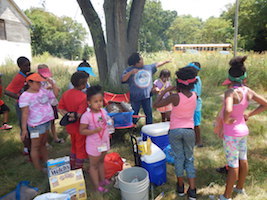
top-left (104, 152), bottom-right (123, 179)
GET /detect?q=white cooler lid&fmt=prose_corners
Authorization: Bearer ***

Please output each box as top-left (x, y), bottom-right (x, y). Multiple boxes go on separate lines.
top-left (141, 143), bottom-right (166, 164)
top-left (141, 122), bottom-right (170, 136)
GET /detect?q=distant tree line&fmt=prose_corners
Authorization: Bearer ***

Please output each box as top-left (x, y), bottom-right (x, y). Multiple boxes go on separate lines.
top-left (139, 0), bottom-right (266, 52)
top-left (25, 8), bottom-right (94, 60)
top-left (25, 0), bottom-right (266, 60)
top-left (221, 0), bottom-right (267, 52)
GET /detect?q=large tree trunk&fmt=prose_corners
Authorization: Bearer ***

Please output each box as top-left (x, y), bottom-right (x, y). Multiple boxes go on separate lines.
top-left (77, 0), bottom-right (145, 89)
top-left (104, 0), bottom-right (146, 89)
top-left (104, 0), bottom-right (128, 89)
top-left (77, 0), bottom-right (108, 81)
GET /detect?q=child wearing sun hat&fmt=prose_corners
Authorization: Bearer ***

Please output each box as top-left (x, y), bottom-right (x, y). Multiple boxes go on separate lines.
top-left (19, 73), bottom-right (59, 171)
top-left (38, 64), bottom-right (64, 144)
top-left (68, 59), bottom-right (96, 93)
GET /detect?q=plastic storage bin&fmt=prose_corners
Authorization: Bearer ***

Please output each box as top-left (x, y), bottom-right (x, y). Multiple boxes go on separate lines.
top-left (141, 143), bottom-right (166, 186)
top-left (141, 122), bottom-right (170, 150)
top-left (108, 111), bottom-right (134, 128)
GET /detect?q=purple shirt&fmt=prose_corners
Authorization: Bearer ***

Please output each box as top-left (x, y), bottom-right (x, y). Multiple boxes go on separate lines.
top-left (154, 79), bottom-right (171, 99)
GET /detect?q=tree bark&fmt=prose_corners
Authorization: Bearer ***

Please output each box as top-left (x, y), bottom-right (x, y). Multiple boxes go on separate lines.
top-left (78, 0), bottom-right (145, 89)
top-left (104, 0), bottom-right (128, 88)
top-left (127, 0), bottom-right (146, 55)
top-left (77, 0), bottom-right (108, 82)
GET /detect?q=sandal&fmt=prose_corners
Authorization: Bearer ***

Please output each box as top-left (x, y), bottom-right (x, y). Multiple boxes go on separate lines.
top-left (97, 186), bottom-right (109, 193)
top-left (54, 138), bottom-right (65, 144)
top-left (100, 179), bottom-right (111, 186)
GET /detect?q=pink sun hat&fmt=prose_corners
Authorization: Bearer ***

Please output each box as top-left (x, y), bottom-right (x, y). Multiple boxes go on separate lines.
top-left (38, 66), bottom-right (52, 78)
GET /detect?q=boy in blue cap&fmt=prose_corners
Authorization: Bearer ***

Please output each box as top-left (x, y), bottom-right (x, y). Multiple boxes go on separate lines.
top-left (68, 59), bottom-right (96, 93)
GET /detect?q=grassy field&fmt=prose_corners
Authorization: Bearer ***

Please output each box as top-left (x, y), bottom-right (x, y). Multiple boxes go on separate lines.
top-left (0, 52), bottom-right (266, 200)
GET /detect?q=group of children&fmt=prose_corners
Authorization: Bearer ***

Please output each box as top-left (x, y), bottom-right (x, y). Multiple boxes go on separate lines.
top-left (1, 53), bottom-right (267, 199)
top-left (122, 53), bottom-right (267, 200)
top-left (122, 53), bottom-right (203, 146)
top-left (1, 57), bottom-right (111, 193)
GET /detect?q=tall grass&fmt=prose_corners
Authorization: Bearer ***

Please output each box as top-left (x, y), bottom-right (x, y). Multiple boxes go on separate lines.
top-left (0, 52), bottom-right (266, 199)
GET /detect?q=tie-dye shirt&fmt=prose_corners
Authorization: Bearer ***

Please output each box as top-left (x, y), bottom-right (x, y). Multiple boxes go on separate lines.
top-left (19, 88), bottom-right (55, 126)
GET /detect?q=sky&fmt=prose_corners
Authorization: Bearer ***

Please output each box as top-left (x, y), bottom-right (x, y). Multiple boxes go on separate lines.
top-left (14, 0), bottom-right (236, 45)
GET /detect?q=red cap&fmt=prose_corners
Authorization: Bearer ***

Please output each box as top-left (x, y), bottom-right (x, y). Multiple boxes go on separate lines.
top-left (26, 73), bottom-right (46, 82)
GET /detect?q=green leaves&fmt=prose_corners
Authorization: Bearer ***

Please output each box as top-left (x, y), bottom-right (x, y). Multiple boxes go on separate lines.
top-left (25, 8), bottom-right (88, 59)
top-left (138, 0), bottom-right (177, 52)
top-left (222, 0), bottom-right (267, 51)
top-left (166, 15), bottom-right (234, 45)
top-left (166, 15), bottom-right (203, 44)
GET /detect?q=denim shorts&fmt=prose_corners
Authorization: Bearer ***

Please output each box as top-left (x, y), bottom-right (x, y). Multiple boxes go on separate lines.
top-left (28, 121), bottom-right (51, 135)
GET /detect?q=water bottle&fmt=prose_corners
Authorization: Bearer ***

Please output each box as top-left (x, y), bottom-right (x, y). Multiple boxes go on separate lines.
top-left (146, 137), bottom-right (152, 155)
top-left (106, 115), bottom-right (115, 134)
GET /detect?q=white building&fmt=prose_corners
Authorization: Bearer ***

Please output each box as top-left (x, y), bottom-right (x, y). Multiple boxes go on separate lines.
top-left (0, 0), bottom-right (31, 65)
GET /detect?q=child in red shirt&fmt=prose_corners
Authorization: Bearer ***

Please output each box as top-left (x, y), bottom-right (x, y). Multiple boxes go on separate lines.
top-left (0, 74), bottom-right (12, 130)
top-left (5, 57), bottom-right (30, 99)
top-left (5, 56), bottom-right (31, 154)
top-left (58, 71), bottom-right (89, 169)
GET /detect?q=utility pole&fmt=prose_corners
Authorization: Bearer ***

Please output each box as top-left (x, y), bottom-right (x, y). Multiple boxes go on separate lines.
top-left (233, 0), bottom-right (239, 57)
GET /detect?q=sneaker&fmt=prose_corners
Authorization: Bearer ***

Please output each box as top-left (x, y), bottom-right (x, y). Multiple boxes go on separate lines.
top-left (218, 194), bottom-right (232, 200)
top-left (187, 188), bottom-right (197, 200)
top-left (100, 179), bottom-right (111, 187)
top-left (97, 186), bottom-right (109, 193)
top-left (196, 144), bottom-right (204, 148)
top-left (23, 147), bottom-right (29, 155)
top-left (0, 123), bottom-right (12, 130)
top-left (176, 183), bottom-right (185, 196)
top-left (54, 138), bottom-right (65, 144)
top-left (216, 166), bottom-right (228, 174)
top-left (46, 143), bottom-right (53, 150)
top-left (233, 186), bottom-right (247, 196)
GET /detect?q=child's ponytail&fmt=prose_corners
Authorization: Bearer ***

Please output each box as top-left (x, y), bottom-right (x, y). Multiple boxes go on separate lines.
top-left (228, 56), bottom-right (247, 79)
top-left (229, 56), bottom-right (247, 69)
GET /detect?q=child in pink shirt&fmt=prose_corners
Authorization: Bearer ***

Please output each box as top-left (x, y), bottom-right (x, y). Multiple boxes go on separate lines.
top-left (219, 56), bottom-right (267, 200)
top-left (80, 85), bottom-right (111, 193)
top-left (38, 64), bottom-right (64, 144)
top-left (153, 66), bottom-right (197, 199)
top-left (19, 73), bottom-right (59, 171)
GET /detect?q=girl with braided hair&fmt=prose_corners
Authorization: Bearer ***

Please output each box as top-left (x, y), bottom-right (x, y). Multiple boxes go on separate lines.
top-left (154, 66), bottom-right (198, 200)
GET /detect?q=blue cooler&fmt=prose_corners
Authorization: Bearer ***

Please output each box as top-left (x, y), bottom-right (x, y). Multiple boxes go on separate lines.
top-left (141, 143), bottom-right (166, 186)
top-left (141, 122), bottom-right (170, 150)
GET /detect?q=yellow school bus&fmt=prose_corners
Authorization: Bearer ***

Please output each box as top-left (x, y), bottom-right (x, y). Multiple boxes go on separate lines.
top-left (173, 44), bottom-right (232, 53)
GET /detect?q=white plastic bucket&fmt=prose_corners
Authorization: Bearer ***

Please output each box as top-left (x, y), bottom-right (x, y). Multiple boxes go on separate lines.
top-left (118, 167), bottom-right (150, 200)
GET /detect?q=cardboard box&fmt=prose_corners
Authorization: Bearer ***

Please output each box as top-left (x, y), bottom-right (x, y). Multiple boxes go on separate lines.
top-left (49, 169), bottom-right (87, 200)
top-left (47, 156), bottom-right (70, 177)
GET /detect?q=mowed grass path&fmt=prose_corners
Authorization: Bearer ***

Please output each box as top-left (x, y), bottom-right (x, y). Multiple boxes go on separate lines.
top-left (0, 52), bottom-right (266, 199)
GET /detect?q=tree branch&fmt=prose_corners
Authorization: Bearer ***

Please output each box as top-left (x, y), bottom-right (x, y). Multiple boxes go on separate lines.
top-left (77, 0), bottom-right (108, 81)
top-left (127, 0), bottom-right (146, 54)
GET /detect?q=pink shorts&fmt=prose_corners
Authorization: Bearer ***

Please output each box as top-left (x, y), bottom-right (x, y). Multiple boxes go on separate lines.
top-left (157, 104), bottom-right (172, 113)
